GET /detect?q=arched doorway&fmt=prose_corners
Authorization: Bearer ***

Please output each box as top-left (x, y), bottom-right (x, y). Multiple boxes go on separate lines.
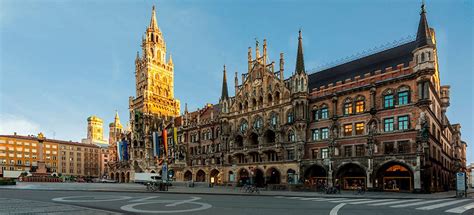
top-left (266, 167), bottom-right (281, 184)
top-left (304, 165), bottom-right (327, 185)
top-left (376, 162), bottom-right (413, 192)
top-left (228, 171), bottom-right (235, 183)
top-left (110, 173), bottom-right (114, 180)
top-left (287, 169), bottom-right (296, 184)
top-left (335, 163), bottom-right (366, 190)
top-left (210, 169), bottom-right (220, 185)
top-left (196, 170), bottom-right (206, 182)
top-left (238, 168), bottom-right (250, 185)
top-left (254, 168), bottom-right (265, 187)
top-left (120, 172), bottom-right (125, 183)
top-left (126, 172), bottom-right (130, 183)
top-left (184, 170), bottom-right (192, 181)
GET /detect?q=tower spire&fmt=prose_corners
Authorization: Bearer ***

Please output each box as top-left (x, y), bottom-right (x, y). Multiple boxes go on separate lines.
top-left (295, 29), bottom-right (305, 74)
top-left (416, 1), bottom-right (433, 48)
top-left (221, 65), bottom-right (229, 100)
top-left (149, 5), bottom-right (158, 30)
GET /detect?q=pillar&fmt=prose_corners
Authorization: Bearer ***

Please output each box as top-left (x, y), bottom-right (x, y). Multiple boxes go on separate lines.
top-left (366, 158), bottom-right (373, 189)
top-left (414, 156), bottom-right (422, 192)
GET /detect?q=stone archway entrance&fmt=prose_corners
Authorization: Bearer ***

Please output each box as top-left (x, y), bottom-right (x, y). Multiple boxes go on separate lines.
top-left (196, 170), bottom-right (206, 182)
top-left (210, 169), bottom-right (220, 185)
top-left (120, 172), bottom-right (125, 183)
top-left (238, 169), bottom-right (249, 185)
top-left (335, 163), bottom-right (366, 190)
top-left (254, 168), bottom-right (265, 187)
top-left (376, 162), bottom-right (413, 192)
top-left (126, 172), bottom-right (130, 183)
top-left (304, 165), bottom-right (327, 185)
top-left (184, 170), bottom-right (193, 181)
top-left (266, 167), bottom-right (281, 184)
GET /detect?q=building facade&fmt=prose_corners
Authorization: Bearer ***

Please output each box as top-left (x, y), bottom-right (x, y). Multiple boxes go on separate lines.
top-left (109, 4), bottom-right (467, 193)
top-left (0, 133), bottom-right (100, 178)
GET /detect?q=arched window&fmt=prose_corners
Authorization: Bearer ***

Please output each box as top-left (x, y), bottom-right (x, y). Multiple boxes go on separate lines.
top-left (421, 52), bottom-right (425, 62)
top-left (288, 130), bottom-right (295, 142)
top-left (343, 98), bottom-right (353, 115)
top-left (287, 111), bottom-right (294, 123)
top-left (320, 104), bottom-right (329, 119)
top-left (355, 96), bottom-right (365, 113)
top-left (398, 86), bottom-right (410, 105)
top-left (270, 112), bottom-right (278, 126)
top-left (383, 89), bottom-right (394, 108)
top-left (253, 116), bottom-right (263, 129)
top-left (239, 120), bottom-right (248, 132)
top-left (300, 78), bottom-right (304, 91)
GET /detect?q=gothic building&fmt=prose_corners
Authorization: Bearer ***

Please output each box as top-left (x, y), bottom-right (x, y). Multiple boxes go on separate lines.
top-left (109, 6), bottom-right (180, 182)
top-left (173, 4), bottom-right (466, 193)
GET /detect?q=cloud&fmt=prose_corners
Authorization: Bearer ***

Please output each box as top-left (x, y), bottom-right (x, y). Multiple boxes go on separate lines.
top-left (0, 114), bottom-right (41, 136)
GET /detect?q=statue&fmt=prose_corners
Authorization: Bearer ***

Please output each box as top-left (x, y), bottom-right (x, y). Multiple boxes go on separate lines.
top-left (419, 111), bottom-right (429, 141)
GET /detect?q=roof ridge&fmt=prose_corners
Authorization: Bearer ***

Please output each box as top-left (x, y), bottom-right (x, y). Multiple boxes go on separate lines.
top-left (308, 35), bottom-right (416, 74)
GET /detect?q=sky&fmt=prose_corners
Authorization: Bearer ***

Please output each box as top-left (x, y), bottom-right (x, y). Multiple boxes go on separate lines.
top-left (0, 0), bottom-right (472, 162)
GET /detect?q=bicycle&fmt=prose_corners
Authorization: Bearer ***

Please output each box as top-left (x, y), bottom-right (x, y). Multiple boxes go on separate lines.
top-left (145, 182), bottom-right (158, 192)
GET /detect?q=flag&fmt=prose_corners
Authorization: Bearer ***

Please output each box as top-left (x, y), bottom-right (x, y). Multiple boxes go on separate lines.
top-left (152, 131), bottom-right (160, 157)
top-left (173, 127), bottom-right (178, 146)
top-left (162, 128), bottom-right (168, 158)
top-left (122, 140), bottom-right (129, 161)
top-left (117, 141), bottom-right (122, 161)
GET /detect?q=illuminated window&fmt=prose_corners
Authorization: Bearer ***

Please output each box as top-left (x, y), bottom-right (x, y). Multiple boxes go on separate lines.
top-left (355, 123), bottom-right (364, 135)
top-left (343, 124), bottom-right (353, 136)
top-left (321, 148), bottom-right (329, 159)
top-left (343, 99), bottom-right (353, 115)
top-left (355, 96), bottom-right (365, 113)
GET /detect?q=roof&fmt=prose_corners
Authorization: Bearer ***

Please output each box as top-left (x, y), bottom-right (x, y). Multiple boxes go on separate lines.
top-left (308, 40), bottom-right (416, 90)
top-left (0, 134), bottom-right (100, 148)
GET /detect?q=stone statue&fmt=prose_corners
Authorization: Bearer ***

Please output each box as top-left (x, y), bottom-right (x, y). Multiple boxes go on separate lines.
top-left (419, 111), bottom-right (429, 141)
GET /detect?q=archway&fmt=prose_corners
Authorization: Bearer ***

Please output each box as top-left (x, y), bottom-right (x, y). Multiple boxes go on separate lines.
top-left (304, 165), bottom-right (327, 185)
top-left (335, 163), bottom-right (366, 190)
top-left (287, 169), bottom-right (296, 184)
top-left (235, 135), bottom-right (243, 148)
top-left (254, 168), bottom-right (265, 187)
top-left (249, 132), bottom-right (258, 146)
top-left (196, 170), bottom-right (206, 182)
top-left (238, 168), bottom-right (250, 185)
top-left (266, 167), bottom-right (281, 184)
top-left (264, 130), bottom-right (276, 144)
top-left (184, 170), bottom-right (192, 181)
top-left (126, 172), bottom-right (130, 183)
top-left (210, 169), bottom-right (220, 185)
top-left (110, 173), bottom-right (114, 180)
top-left (376, 162), bottom-right (413, 192)
top-left (229, 171), bottom-right (235, 183)
top-left (120, 172), bottom-right (125, 183)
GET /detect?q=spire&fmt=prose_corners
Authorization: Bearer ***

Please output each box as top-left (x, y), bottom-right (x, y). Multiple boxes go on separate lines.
top-left (416, 1), bottom-right (433, 48)
top-left (221, 65), bottom-right (229, 100)
top-left (184, 103), bottom-right (188, 113)
top-left (114, 110), bottom-right (120, 123)
top-left (295, 29), bottom-right (305, 74)
top-left (149, 5), bottom-right (158, 30)
top-left (168, 54), bottom-right (173, 65)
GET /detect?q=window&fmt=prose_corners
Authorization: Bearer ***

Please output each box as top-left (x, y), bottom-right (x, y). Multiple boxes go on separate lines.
top-left (287, 112), bottom-right (294, 123)
top-left (398, 88), bottom-right (410, 105)
top-left (321, 128), bottom-right (329, 140)
top-left (343, 100), bottom-right (353, 115)
top-left (398, 115), bottom-right (409, 130)
top-left (355, 123), bottom-right (364, 135)
top-left (398, 141), bottom-right (410, 154)
top-left (312, 109), bottom-right (319, 121)
top-left (355, 96), bottom-right (365, 113)
top-left (384, 142), bottom-right (395, 154)
top-left (355, 145), bottom-right (365, 156)
top-left (17, 160), bottom-right (22, 165)
top-left (321, 106), bottom-right (329, 119)
top-left (343, 124), bottom-right (353, 136)
top-left (384, 118), bottom-right (394, 132)
top-left (311, 129), bottom-right (320, 141)
top-left (344, 146), bottom-right (352, 157)
top-left (240, 120), bottom-right (248, 132)
top-left (253, 117), bottom-right (263, 129)
top-left (384, 94), bottom-right (394, 108)
top-left (321, 148), bottom-right (329, 159)
top-left (311, 149), bottom-right (319, 159)
top-left (270, 113), bottom-right (278, 126)
top-left (288, 131), bottom-right (295, 142)
top-left (287, 150), bottom-right (295, 160)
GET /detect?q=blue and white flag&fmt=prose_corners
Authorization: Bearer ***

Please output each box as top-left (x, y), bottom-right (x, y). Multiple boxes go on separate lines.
top-left (117, 141), bottom-right (122, 161)
top-left (122, 140), bottom-right (129, 161)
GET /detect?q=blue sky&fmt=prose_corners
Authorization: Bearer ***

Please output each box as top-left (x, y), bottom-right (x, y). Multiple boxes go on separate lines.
top-left (0, 0), bottom-right (472, 162)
